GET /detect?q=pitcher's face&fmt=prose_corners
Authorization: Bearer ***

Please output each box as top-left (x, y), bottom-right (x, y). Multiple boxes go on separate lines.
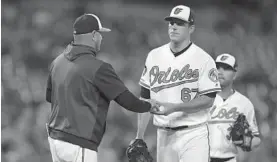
top-left (168, 18), bottom-right (194, 43)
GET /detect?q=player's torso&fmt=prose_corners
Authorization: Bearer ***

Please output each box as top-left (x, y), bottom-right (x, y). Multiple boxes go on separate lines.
top-left (148, 43), bottom-right (209, 127)
top-left (208, 92), bottom-right (247, 158)
top-left (149, 45), bottom-right (200, 103)
top-left (209, 93), bottom-right (244, 122)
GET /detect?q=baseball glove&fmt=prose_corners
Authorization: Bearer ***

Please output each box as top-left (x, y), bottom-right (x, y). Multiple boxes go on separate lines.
top-left (227, 113), bottom-right (253, 151)
top-left (126, 139), bottom-right (153, 162)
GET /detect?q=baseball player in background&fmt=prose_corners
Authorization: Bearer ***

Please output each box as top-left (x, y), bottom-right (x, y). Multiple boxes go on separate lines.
top-left (208, 53), bottom-right (261, 162)
top-left (131, 5), bottom-right (221, 162)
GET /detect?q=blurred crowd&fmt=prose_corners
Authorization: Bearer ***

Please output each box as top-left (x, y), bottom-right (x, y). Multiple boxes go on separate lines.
top-left (1, 0), bottom-right (277, 162)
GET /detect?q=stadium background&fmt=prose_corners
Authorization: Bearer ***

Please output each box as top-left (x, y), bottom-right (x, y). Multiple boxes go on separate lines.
top-left (1, 0), bottom-right (277, 162)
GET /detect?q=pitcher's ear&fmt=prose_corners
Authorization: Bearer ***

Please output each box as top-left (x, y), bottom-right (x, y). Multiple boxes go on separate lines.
top-left (233, 71), bottom-right (237, 80)
top-left (189, 24), bottom-right (195, 34)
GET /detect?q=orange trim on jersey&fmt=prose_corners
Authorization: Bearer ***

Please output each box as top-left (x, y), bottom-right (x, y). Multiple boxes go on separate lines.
top-left (151, 78), bottom-right (198, 93)
top-left (199, 88), bottom-right (221, 95)
top-left (139, 81), bottom-right (150, 89)
top-left (208, 120), bottom-right (234, 124)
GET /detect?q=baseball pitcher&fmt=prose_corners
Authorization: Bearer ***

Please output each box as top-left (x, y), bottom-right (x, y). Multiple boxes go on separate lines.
top-left (127, 5), bottom-right (221, 162)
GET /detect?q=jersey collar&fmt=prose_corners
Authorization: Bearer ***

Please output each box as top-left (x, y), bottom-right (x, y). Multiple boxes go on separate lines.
top-left (170, 42), bottom-right (193, 57)
top-left (221, 89), bottom-right (236, 102)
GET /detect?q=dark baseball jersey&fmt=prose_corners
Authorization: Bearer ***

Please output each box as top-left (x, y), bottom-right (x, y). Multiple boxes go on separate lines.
top-left (46, 43), bottom-right (127, 151)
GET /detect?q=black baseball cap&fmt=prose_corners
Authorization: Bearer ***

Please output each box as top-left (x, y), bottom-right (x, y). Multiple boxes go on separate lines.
top-left (73, 13), bottom-right (111, 35)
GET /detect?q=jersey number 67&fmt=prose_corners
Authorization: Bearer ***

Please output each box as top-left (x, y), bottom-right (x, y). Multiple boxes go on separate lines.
top-left (181, 88), bottom-right (198, 102)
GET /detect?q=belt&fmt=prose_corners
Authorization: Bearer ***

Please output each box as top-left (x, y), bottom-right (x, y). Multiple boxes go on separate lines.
top-left (210, 157), bottom-right (235, 162)
top-left (159, 122), bottom-right (206, 131)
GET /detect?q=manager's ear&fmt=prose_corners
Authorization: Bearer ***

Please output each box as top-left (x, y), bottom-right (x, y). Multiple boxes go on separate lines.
top-left (91, 30), bottom-right (98, 40)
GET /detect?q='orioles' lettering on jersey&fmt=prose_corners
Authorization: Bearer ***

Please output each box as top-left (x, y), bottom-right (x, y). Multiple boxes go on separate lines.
top-left (139, 43), bottom-right (221, 127)
top-left (208, 91), bottom-right (260, 158)
top-left (210, 106), bottom-right (240, 120)
top-left (149, 65), bottom-right (199, 93)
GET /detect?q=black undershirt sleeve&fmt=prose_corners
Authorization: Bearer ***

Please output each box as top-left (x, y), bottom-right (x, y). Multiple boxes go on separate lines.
top-left (114, 90), bottom-right (151, 113)
top-left (140, 86), bottom-right (150, 99)
top-left (205, 92), bottom-right (217, 98)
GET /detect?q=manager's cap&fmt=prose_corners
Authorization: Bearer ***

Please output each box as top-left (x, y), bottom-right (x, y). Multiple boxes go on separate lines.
top-left (216, 53), bottom-right (238, 71)
top-left (73, 13), bottom-right (111, 35)
top-left (164, 5), bottom-right (195, 24)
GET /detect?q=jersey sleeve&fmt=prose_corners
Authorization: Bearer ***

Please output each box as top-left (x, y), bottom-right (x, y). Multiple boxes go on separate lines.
top-left (94, 63), bottom-right (128, 101)
top-left (198, 57), bottom-right (221, 95)
top-left (139, 53), bottom-right (151, 89)
top-left (245, 102), bottom-right (260, 136)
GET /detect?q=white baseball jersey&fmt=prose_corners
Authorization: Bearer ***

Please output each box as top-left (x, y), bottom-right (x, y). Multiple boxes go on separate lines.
top-left (208, 91), bottom-right (260, 158)
top-left (139, 43), bottom-right (221, 127)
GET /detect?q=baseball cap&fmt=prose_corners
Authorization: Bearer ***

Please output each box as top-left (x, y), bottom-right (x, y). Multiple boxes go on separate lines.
top-left (164, 5), bottom-right (195, 24)
top-left (73, 13), bottom-right (111, 35)
top-left (216, 53), bottom-right (238, 71)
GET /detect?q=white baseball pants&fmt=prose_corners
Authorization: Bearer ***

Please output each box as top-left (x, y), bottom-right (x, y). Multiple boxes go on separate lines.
top-left (157, 124), bottom-right (210, 162)
top-left (48, 136), bottom-right (98, 162)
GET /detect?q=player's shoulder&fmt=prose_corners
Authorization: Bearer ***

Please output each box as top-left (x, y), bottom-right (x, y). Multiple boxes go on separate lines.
top-left (192, 43), bottom-right (214, 62)
top-left (234, 90), bottom-right (254, 108)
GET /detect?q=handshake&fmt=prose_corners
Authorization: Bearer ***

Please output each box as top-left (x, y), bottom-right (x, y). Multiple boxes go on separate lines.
top-left (143, 99), bottom-right (175, 116)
